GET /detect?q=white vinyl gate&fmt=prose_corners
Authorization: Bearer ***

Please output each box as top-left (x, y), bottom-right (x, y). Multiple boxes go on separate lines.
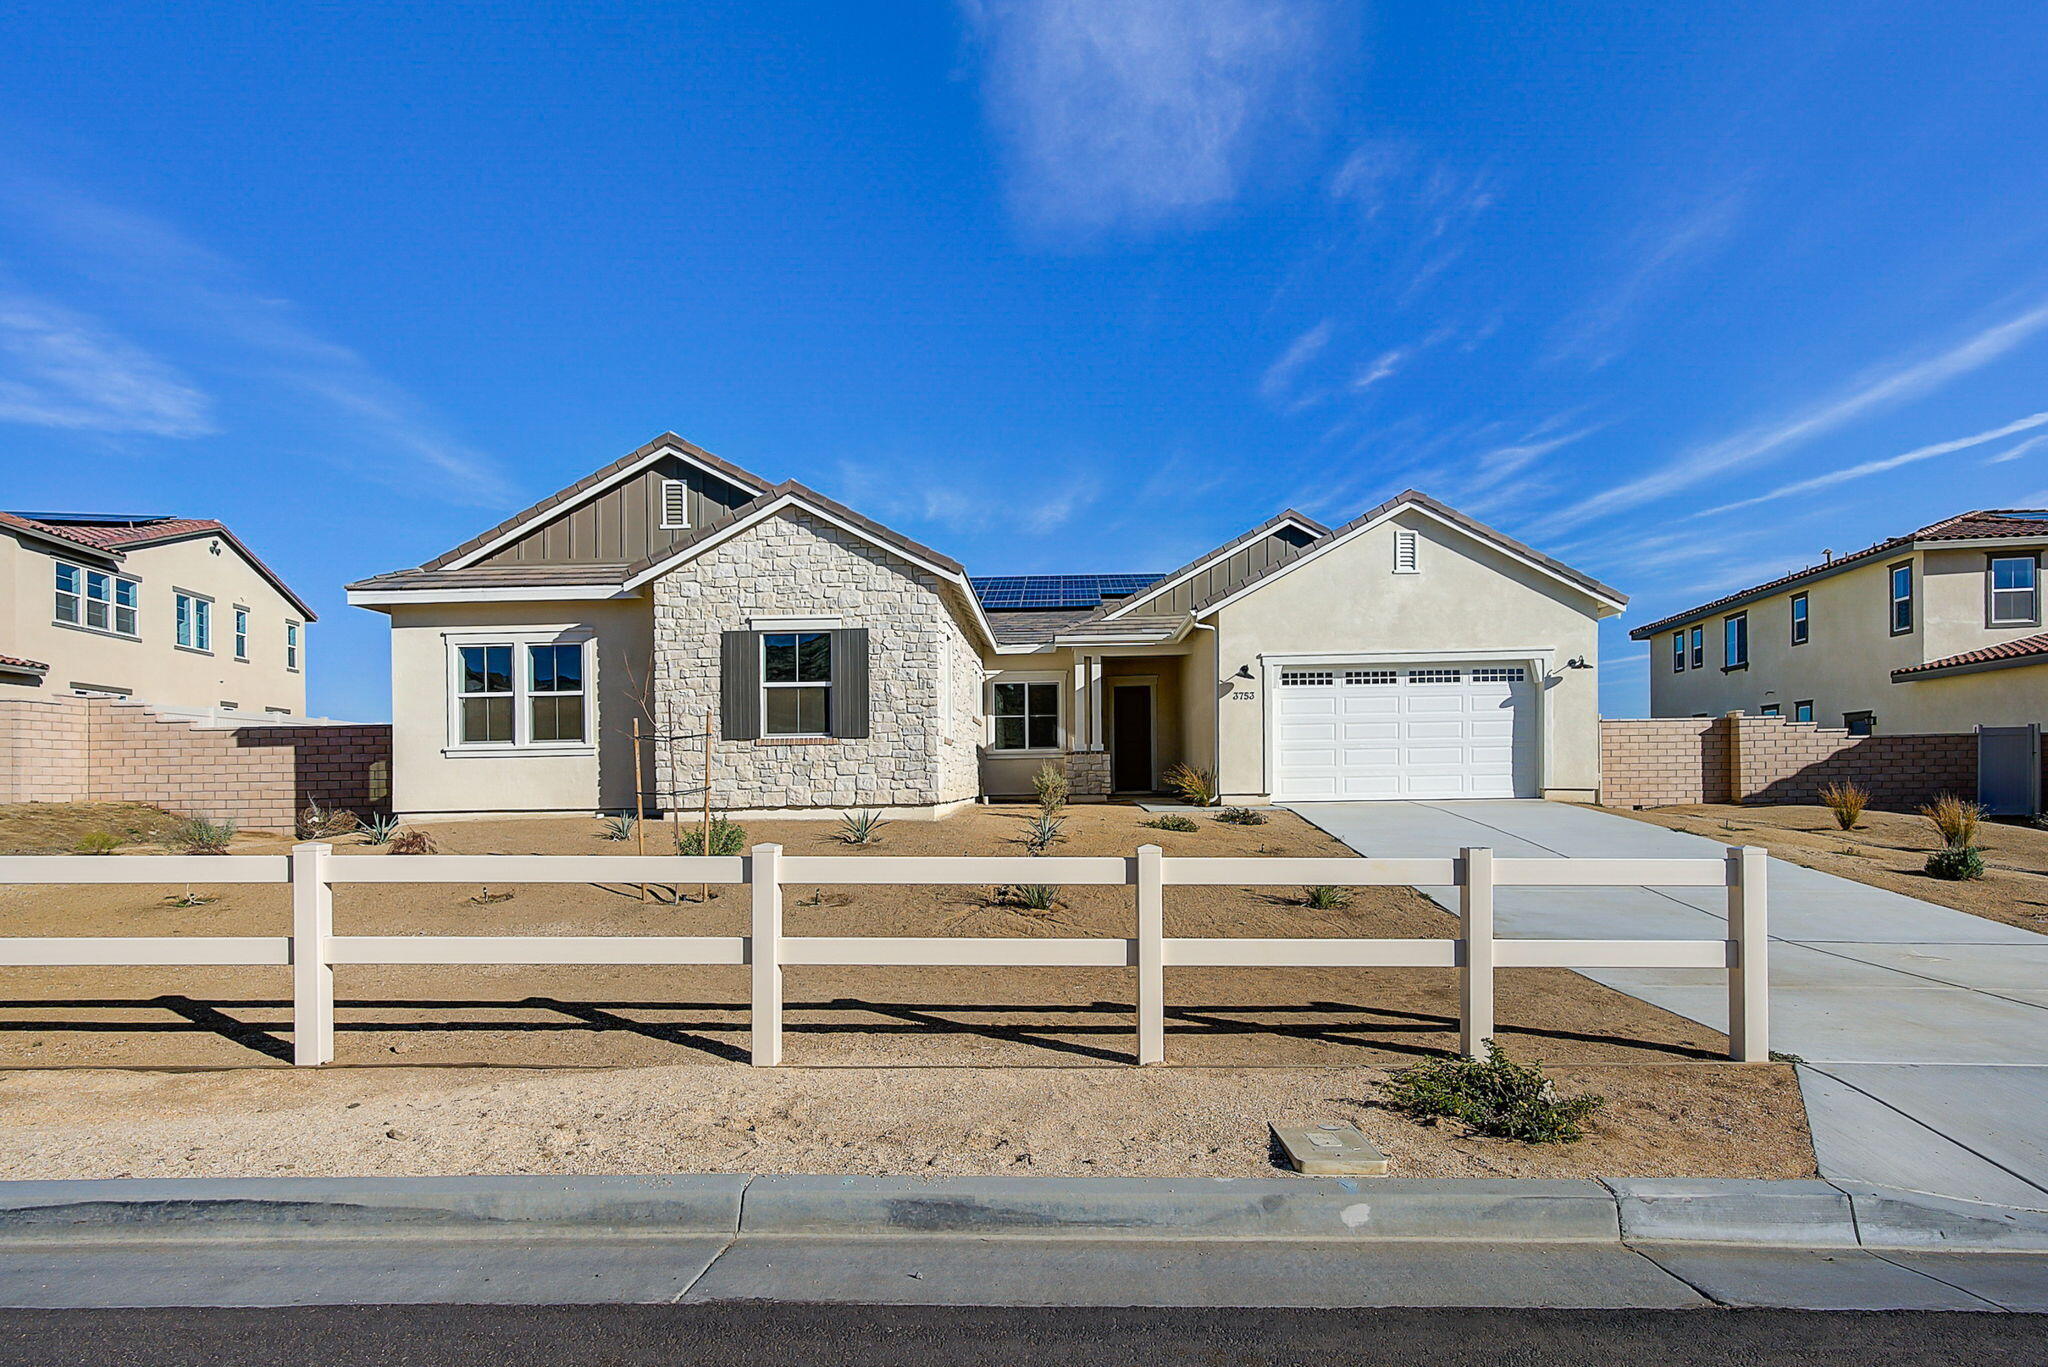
top-left (1271, 663), bottom-right (1536, 801)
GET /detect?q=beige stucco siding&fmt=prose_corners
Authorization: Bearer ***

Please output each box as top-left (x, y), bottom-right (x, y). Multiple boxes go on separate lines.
top-left (3, 529), bottom-right (308, 714)
top-left (1888, 663), bottom-right (2048, 731)
top-left (1211, 510), bottom-right (1606, 800)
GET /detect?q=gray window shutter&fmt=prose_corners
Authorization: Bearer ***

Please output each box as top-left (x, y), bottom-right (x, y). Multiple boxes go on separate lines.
top-left (831, 628), bottom-right (870, 739)
top-left (721, 631), bottom-right (760, 741)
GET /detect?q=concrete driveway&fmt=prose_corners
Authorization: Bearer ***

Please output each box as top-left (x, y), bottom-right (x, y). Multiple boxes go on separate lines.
top-left (1286, 799), bottom-right (2048, 1209)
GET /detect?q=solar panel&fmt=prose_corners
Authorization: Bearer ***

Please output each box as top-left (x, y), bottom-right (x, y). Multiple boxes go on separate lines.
top-left (970, 573), bottom-right (1162, 610)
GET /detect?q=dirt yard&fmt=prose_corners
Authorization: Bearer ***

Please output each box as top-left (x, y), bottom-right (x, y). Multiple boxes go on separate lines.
top-left (0, 802), bottom-right (1814, 1180)
top-left (1609, 802), bottom-right (2048, 932)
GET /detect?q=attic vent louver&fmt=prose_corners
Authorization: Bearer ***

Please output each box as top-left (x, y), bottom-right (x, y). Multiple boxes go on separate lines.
top-left (1393, 528), bottom-right (1419, 574)
top-left (660, 478), bottom-right (689, 530)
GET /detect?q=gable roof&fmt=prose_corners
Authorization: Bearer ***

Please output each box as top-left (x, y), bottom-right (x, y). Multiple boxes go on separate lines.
top-left (2, 511), bottom-right (317, 621)
top-left (1892, 630), bottom-right (2048, 682)
top-left (423, 433), bottom-right (772, 572)
top-left (1068, 510), bottom-right (1328, 629)
top-left (1190, 490), bottom-right (1627, 618)
top-left (1628, 508), bottom-right (2048, 640)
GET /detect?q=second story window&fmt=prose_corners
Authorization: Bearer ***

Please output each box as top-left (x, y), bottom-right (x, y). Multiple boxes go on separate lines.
top-left (1990, 555), bottom-right (2040, 626)
top-left (175, 591), bottom-right (212, 652)
top-left (1723, 612), bottom-right (1748, 670)
top-left (1672, 630), bottom-right (1685, 672)
top-left (1790, 592), bottom-right (1809, 646)
top-left (55, 562), bottom-right (139, 637)
top-left (1689, 625), bottom-right (1703, 669)
top-left (1889, 561), bottom-right (1914, 634)
top-left (286, 621), bottom-right (301, 672)
top-left (233, 607), bottom-right (250, 661)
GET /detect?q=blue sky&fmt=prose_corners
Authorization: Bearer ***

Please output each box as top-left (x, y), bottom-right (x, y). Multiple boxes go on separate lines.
top-left (2, 1), bottom-right (2045, 722)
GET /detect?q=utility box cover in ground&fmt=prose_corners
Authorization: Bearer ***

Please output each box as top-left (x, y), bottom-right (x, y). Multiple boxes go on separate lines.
top-left (1271, 1122), bottom-right (1389, 1175)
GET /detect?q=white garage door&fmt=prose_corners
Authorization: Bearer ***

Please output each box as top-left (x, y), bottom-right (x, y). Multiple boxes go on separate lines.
top-left (1271, 663), bottom-right (1536, 801)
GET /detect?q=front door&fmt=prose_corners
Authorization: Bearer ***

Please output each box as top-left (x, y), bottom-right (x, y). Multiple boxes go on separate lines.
top-left (1111, 684), bottom-right (1154, 792)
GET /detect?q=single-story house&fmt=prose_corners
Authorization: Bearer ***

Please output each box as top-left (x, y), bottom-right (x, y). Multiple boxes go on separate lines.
top-left (346, 434), bottom-right (1626, 819)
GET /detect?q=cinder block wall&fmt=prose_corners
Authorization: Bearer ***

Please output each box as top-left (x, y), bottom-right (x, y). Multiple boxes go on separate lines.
top-left (0, 693), bottom-right (91, 804)
top-left (1598, 718), bottom-right (1732, 806)
top-left (1602, 713), bottom-right (1981, 811)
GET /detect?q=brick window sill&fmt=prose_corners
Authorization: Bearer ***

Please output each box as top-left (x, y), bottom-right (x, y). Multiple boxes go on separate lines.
top-left (754, 736), bottom-right (839, 746)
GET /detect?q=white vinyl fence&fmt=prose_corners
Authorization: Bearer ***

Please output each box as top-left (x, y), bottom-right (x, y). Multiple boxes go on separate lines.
top-left (0, 843), bottom-right (1769, 1068)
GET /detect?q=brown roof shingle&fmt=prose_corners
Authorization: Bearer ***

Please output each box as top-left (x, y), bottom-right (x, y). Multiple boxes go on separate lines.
top-left (1892, 630), bottom-right (2048, 680)
top-left (0, 652), bottom-right (49, 673)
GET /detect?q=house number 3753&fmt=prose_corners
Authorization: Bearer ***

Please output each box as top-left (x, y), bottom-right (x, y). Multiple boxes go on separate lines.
top-left (1230, 690), bottom-right (1255, 701)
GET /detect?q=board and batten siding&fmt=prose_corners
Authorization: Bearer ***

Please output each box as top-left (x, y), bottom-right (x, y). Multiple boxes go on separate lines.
top-left (1117, 527), bottom-right (1318, 618)
top-left (479, 456), bottom-right (757, 566)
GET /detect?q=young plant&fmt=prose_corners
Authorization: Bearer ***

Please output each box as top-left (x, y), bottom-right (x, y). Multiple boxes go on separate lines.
top-left (1818, 782), bottom-right (1870, 831)
top-left (996, 883), bottom-right (1059, 912)
top-left (1141, 813), bottom-right (1199, 833)
top-left (1302, 885), bottom-right (1352, 910)
top-left (599, 813), bottom-right (638, 842)
top-left (1919, 794), bottom-right (1983, 850)
top-left (387, 828), bottom-right (437, 856)
top-left (1020, 813), bottom-right (1066, 854)
top-left (1031, 762), bottom-right (1070, 816)
top-left (1924, 845), bottom-right (1986, 881)
top-left (838, 809), bottom-right (888, 846)
top-left (676, 815), bottom-right (747, 857)
top-left (1380, 1041), bottom-right (1606, 1144)
top-left (357, 813), bottom-right (402, 846)
top-left (1161, 763), bottom-right (1218, 808)
top-left (1215, 806), bottom-right (1269, 826)
top-left (72, 831), bottom-right (121, 855)
top-left (166, 817), bottom-right (237, 855)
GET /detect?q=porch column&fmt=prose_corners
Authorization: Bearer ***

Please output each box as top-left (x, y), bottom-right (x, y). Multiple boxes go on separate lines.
top-left (1086, 653), bottom-right (1105, 753)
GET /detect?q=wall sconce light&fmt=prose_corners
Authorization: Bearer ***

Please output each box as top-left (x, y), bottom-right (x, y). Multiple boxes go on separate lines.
top-left (1565, 656), bottom-right (1592, 669)
top-left (1234, 665), bottom-right (1254, 680)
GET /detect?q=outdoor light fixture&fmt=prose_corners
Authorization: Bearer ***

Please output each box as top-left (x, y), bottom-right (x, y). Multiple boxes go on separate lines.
top-left (1566, 656), bottom-right (1591, 669)
top-left (1235, 665), bottom-right (1254, 680)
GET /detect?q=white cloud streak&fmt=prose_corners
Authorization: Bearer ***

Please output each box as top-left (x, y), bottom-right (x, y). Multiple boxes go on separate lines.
top-left (1258, 318), bottom-right (1333, 402)
top-left (1696, 410), bottom-right (2048, 518)
top-left (0, 294), bottom-right (213, 437)
top-left (962, 0), bottom-right (1325, 236)
top-left (1984, 433), bottom-right (2048, 466)
top-left (1548, 187), bottom-right (1748, 367)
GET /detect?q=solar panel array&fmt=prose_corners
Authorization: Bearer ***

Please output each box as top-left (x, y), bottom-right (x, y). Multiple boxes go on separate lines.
top-left (970, 573), bottom-right (1162, 610)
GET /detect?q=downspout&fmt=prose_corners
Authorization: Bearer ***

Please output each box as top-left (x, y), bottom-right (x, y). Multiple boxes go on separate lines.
top-left (1191, 617), bottom-right (1221, 787)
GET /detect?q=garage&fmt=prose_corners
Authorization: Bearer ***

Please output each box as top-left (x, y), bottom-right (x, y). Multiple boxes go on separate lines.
top-left (1269, 662), bottom-right (1537, 801)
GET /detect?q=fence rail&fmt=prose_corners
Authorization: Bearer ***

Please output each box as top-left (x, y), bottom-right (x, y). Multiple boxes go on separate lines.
top-left (0, 842), bottom-right (1770, 1069)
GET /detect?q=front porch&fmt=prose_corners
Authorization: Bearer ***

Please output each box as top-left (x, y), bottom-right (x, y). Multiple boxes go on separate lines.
top-left (980, 644), bottom-right (1205, 800)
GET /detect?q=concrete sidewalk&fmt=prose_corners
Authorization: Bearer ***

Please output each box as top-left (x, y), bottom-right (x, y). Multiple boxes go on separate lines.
top-left (1286, 800), bottom-right (2048, 1208)
top-left (0, 1174), bottom-right (2044, 1311)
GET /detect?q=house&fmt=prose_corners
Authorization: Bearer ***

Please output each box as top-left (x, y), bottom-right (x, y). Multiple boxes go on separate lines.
top-left (345, 433), bottom-right (1626, 819)
top-left (1629, 509), bottom-right (2048, 734)
top-left (1, 510), bottom-right (315, 715)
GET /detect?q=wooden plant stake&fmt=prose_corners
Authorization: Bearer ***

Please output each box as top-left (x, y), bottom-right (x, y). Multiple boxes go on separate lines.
top-left (701, 706), bottom-right (713, 903)
top-left (633, 717), bottom-right (648, 903)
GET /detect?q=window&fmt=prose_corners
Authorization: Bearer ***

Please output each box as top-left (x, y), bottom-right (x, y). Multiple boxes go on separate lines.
top-left (1794, 700), bottom-right (1813, 723)
top-left (233, 607), bottom-right (250, 661)
top-left (1471, 667), bottom-right (1527, 682)
top-left (285, 621), bottom-right (300, 671)
top-left (1345, 669), bottom-right (1397, 685)
top-left (1280, 670), bottom-right (1334, 686)
top-left (1689, 625), bottom-right (1703, 669)
top-left (762, 632), bottom-right (832, 736)
top-left (1759, 704), bottom-right (1780, 717)
top-left (1990, 554), bottom-right (2040, 626)
top-left (457, 645), bottom-right (514, 743)
top-left (1409, 668), bottom-right (1463, 683)
top-left (54, 562), bottom-right (138, 636)
top-left (1392, 528), bottom-right (1419, 574)
top-left (1790, 592), bottom-right (1809, 646)
top-left (1723, 613), bottom-right (1748, 670)
top-left (991, 679), bottom-right (1060, 751)
top-left (1889, 561), bottom-right (1914, 634)
top-left (175, 592), bottom-right (212, 652)
top-left (1844, 710), bottom-right (1875, 737)
top-left (1672, 631), bottom-right (1686, 672)
top-left (527, 644), bottom-right (586, 743)
top-left (660, 477), bottom-right (690, 529)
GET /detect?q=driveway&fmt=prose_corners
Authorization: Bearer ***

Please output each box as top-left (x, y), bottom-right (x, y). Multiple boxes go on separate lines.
top-left (1287, 799), bottom-right (2048, 1209)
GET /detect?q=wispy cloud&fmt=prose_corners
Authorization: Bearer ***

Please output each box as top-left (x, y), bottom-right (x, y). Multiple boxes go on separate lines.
top-left (1258, 318), bottom-right (1334, 403)
top-left (1350, 348), bottom-right (1405, 390)
top-left (0, 293), bottom-right (213, 437)
top-left (1985, 433), bottom-right (2048, 466)
top-left (1532, 298), bottom-right (2048, 536)
top-left (1548, 186), bottom-right (1748, 367)
top-left (962, 0), bottom-right (1327, 237)
top-left (1696, 410), bottom-right (2048, 518)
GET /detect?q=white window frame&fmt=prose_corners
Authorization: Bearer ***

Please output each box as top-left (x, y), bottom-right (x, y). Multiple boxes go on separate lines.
top-left (1988, 554), bottom-right (2040, 627)
top-left (441, 628), bottom-right (595, 756)
top-left (985, 670), bottom-right (1065, 754)
top-left (285, 620), bottom-right (301, 672)
top-left (54, 561), bottom-right (140, 638)
top-left (175, 590), bottom-right (213, 653)
top-left (233, 606), bottom-right (251, 661)
top-left (760, 631), bottom-right (834, 738)
top-left (660, 477), bottom-right (690, 530)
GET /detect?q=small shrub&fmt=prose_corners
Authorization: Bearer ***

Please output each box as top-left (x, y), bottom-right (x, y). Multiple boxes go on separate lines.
top-left (1162, 763), bottom-right (1218, 808)
top-left (676, 815), bottom-right (747, 857)
top-left (1021, 813), bottom-right (1066, 854)
top-left (357, 813), bottom-right (402, 846)
top-left (1818, 782), bottom-right (1869, 831)
top-left (1142, 813), bottom-right (1199, 833)
top-left (997, 883), bottom-right (1059, 911)
top-left (166, 818), bottom-right (236, 855)
top-left (1380, 1042), bottom-right (1606, 1144)
top-left (1031, 762), bottom-right (1070, 816)
top-left (295, 802), bottom-right (359, 841)
top-left (467, 887), bottom-right (513, 906)
top-left (838, 809), bottom-right (888, 846)
top-left (1919, 794), bottom-right (1983, 850)
top-left (1924, 844), bottom-right (1986, 881)
top-left (1303, 885), bottom-right (1352, 910)
top-left (387, 828), bottom-right (436, 856)
top-left (599, 813), bottom-right (638, 842)
top-left (72, 831), bottom-right (121, 855)
top-left (162, 887), bottom-right (217, 908)
top-left (1216, 806), bottom-right (1269, 826)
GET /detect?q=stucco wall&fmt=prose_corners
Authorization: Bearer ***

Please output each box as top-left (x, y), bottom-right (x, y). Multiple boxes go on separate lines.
top-left (1213, 509), bottom-right (1608, 801)
top-left (651, 507), bottom-right (981, 811)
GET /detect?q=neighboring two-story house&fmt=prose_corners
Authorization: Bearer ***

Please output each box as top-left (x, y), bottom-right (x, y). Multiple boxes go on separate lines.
top-left (1630, 509), bottom-right (2047, 734)
top-left (0, 511), bottom-right (315, 715)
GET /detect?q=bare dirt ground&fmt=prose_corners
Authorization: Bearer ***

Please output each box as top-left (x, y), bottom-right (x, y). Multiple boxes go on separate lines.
top-left (1608, 802), bottom-right (2048, 932)
top-left (0, 802), bottom-right (1814, 1180)
top-left (0, 802), bottom-right (185, 855)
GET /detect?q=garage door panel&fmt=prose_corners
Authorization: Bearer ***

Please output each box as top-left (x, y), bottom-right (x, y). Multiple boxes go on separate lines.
top-left (1274, 663), bottom-right (1534, 801)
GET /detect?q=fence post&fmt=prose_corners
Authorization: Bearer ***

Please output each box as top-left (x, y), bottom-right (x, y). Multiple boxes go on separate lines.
top-left (1727, 845), bottom-right (1769, 1062)
top-left (1135, 844), bottom-right (1164, 1065)
top-left (1459, 846), bottom-right (1495, 1058)
top-left (291, 841), bottom-right (334, 1066)
top-left (750, 843), bottom-right (783, 1066)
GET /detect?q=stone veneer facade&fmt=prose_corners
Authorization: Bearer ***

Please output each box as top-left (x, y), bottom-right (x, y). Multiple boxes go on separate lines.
top-left (651, 508), bottom-right (983, 811)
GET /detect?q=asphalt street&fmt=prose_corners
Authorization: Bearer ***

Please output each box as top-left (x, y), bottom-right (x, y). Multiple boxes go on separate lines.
top-left (0, 1304), bottom-right (2042, 1367)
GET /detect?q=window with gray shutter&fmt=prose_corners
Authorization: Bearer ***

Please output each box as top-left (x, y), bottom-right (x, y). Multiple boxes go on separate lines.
top-left (720, 631), bottom-right (760, 740)
top-left (831, 628), bottom-right (870, 739)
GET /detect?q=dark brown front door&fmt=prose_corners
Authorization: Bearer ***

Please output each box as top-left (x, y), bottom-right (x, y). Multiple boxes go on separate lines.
top-left (1112, 685), bottom-right (1153, 792)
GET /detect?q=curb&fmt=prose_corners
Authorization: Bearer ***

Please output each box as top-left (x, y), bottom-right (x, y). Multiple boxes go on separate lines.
top-left (0, 1175), bottom-right (2042, 1252)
